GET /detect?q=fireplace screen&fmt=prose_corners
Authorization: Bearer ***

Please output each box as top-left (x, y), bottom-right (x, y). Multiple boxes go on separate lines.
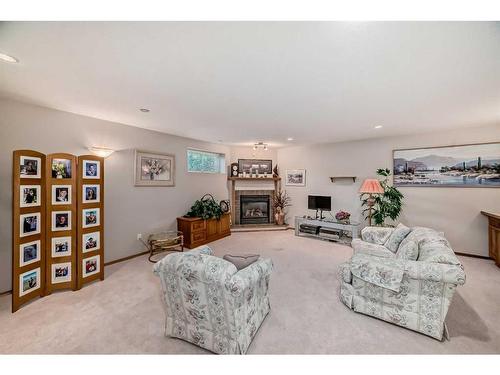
top-left (240, 195), bottom-right (270, 224)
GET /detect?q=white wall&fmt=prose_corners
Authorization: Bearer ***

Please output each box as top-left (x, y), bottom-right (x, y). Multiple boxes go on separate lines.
top-left (229, 146), bottom-right (278, 167)
top-left (0, 99), bottom-right (230, 292)
top-left (277, 124), bottom-right (500, 257)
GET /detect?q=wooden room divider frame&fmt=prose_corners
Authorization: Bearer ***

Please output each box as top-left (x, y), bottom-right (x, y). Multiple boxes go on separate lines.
top-left (12, 150), bottom-right (47, 312)
top-left (45, 153), bottom-right (78, 293)
top-left (77, 155), bottom-right (105, 289)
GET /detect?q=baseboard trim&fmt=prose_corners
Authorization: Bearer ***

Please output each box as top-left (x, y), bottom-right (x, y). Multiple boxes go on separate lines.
top-left (0, 289), bottom-right (12, 296)
top-left (455, 252), bottom-right (492, 260)
top-left (104, 250), bottom-right (149, 266)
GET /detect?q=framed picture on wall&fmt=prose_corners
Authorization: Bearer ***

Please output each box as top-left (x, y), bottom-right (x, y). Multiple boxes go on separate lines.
top-left (82, 208), bottom-right (100, 228)
top-left (82, 160), bottom-right (101, 179)
top-left (134, 150), bottom-right (175, 186)
top-left (19, 240), bottom-right (41, 267)
top-left (52, 185), bottom-right (72, 205)
top-left (238, 159), bottom-right (272, 175)
top-left (51, 158), bottom-right (72, 179)
top-left (19, 156), bottom-right (41, 179)
top-left (82, 255), bottom-right (100, 278)
top-left (20, 212), bottom-right (41, 237)
top-left (19, 268), bottom-right (41, 297)
top-left (20, 185), bottom-right (41, 208)
top-left (393, 142), bottom-right (500, 187)
top-left (51, 236), bottom-right (72, 258)
top-left (285, 169), bottom-right (306, 186)
top-left (51, 262), bottom-right (72, 284)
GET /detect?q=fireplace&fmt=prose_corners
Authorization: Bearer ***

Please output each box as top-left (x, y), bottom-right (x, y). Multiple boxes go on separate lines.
top-left (240, 195), bottom-right (270, 224)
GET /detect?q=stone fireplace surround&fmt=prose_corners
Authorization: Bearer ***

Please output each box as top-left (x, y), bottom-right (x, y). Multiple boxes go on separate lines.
top-left (234, 189), bottom-right (275, 225)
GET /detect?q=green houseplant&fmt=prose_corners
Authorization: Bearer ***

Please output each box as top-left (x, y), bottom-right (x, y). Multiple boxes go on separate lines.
top-left (361, 168), bottom-right (404, 226)
top-left (186, 194), bottom-right (223, 220)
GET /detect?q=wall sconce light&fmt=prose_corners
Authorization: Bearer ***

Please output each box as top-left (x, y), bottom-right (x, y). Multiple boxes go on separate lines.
top-left (88, 147), bottom-right (115, 158)
top-left (253, 142), bottom-right (268, 151)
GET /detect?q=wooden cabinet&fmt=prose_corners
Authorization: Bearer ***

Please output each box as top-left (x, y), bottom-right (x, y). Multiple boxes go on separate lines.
top-left (177, 213), bottom-right (231, 249)
top-left (482, 211), bottom-right (500, 268)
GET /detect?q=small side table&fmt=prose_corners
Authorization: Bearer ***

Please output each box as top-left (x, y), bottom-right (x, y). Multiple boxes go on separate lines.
top-left (143, 230), bottom-right (184, 263)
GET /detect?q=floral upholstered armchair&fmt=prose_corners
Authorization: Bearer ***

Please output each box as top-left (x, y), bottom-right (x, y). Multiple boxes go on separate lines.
top-left (339, 226), bottom-right (466, 340)
top-left (153, 245), bottom-right (273, 354)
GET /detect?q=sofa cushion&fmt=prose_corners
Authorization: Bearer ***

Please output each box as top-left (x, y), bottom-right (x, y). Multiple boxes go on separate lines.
top-left (384, 223), bottom-right (411, 253)
top-left (417, 237), bottom-right (461, 265)
top-left (223, 254), bottom-right (260, 270)
top-left (361, 227), bottom-right (394, 245)
top-left (351, 238), bottom-right (395, 258)
top-left (396, 237), bottom-right (419, 261)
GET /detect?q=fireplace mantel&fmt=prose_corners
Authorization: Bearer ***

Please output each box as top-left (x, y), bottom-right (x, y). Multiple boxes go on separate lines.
top-left (228, 176), bottom-right (281, 225)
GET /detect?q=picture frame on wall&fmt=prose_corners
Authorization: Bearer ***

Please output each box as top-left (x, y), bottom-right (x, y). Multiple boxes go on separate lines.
top-left (20, 212), bottom-right (41, 237)
top-left (52, 211), bottom-right (71, 231)
top-left (20, 185), bottom-right (41, 208)
top-left (19, 155), bottom-right (41, 179)
top-left (82, 208), bottom-right (100, 228)
top-left (51, 236), bottom-right (72, 258)
top-left (82, 184), bottom-right (100, 203)
top-left (134, 150), bottom-right (175, 186)
top-left (19, 267), bottom-right (41, 297)
top-left (51, 262), bottom-right (72, 284)
top-left (238, 159), bottom-right (273, 175)
top-left (83, 231), bottom-right (100, 253)
top-left (51, 185), bottom-right (72, 205)
top-left (285, 169), bottom-right (306, 186)
top-left (82, 255), bottom-right (100, 278)
top-left (82, 159), bottom-right (101, 179)
top-left (393, 142), bottom-right (500, 187)
top-left (19, 240), bottom-right (41, 267)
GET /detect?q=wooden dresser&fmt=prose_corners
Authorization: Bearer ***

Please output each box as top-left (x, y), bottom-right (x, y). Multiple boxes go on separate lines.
top-left (177, 213), bottom-right (231, 249)
top-left (481, 211), bottom-right (500, 268)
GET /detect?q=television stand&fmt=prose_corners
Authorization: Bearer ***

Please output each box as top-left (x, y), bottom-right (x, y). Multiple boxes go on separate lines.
top-left (294, 216), bottom-right (360, 244)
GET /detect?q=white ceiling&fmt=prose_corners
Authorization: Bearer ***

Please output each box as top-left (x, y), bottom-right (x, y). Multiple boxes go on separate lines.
top-left (0, 22), bottom-right (499, 147)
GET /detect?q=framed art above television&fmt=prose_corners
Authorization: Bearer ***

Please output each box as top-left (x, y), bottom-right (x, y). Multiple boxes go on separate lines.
top-left (393, 142), bottom-right (500, 187)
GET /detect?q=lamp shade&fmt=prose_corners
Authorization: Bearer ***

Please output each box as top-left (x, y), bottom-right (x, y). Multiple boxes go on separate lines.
top-left (359, 179), bottom-right (384, 194)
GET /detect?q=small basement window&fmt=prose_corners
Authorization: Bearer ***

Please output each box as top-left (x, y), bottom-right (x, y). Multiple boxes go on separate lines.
top-left (187, 149), bottom-right (226, 174)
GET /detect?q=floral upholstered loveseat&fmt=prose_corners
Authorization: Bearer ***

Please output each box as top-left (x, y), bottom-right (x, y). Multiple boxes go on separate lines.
top-left (339, 226), bottom-right (466, 340)
top-left (153, 245), bottom-right (273, 354)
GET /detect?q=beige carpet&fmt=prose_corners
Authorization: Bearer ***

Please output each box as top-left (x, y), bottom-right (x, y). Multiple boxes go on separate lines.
top-left (1, 230), bottom-right (499, 354)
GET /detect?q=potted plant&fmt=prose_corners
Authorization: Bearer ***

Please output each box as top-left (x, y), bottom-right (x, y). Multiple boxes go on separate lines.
top-left (273, 189), bottom-right (291, 225)
top-left (186, 194), bottom-right (224, 220)
top-left (335, 210), bottom-right (351, 224)
top-left (360, 168), bottom-right (404, 226)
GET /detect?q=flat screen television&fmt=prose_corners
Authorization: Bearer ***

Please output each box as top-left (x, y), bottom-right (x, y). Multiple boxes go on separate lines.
top-left (308, 195), bottom-right (331, 211)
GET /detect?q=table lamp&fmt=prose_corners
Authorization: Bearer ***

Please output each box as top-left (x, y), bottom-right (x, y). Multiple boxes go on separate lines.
top-left (359, 179), bottom-right (384, 226)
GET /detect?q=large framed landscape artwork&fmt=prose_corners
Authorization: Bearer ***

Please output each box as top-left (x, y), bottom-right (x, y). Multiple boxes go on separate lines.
top-left (393, 142), bottom-right (500, 187)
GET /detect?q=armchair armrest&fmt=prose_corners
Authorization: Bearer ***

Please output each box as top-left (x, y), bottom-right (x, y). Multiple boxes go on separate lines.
top-left (361, 226), bottom-right (394, 245)
top-left (226, 258), bottom-right (273, 297)
top-left (403, 259), bottom-right (466, 285)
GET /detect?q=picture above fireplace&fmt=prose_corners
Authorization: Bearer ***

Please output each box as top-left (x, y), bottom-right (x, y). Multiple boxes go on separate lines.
top-left (240, 195), bottom-right (270, 224)
top-left (238, 159), bottom-right (272, 175)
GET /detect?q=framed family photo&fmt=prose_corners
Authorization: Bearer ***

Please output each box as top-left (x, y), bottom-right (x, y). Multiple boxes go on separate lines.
top-left (82, 255), bottom-right (100, 278)
top-left (19, 268), bottom-right (40, 297)
top-left (20, 185), bottom-right (41, 208)
top-left (52, 185), bottom-right (71, 205)
top-left (52, 211), bottom-right (71, 231)
top-left (82, 159), bottom-right (100, 179)
top-left (285, 169), bottom-right (306, 186)
top-left (19, 155), bottom-right (41, 179)
top-left (134, 150), bottom-right (175, 187)
top-left (82, 208), bottom-right (100, 228)
top-left (19, 240), bottom-right (40, 267)
top-left (83, 231), bottom-right (100, 253)
top-left (51, 236), bottom-right (72, 258)
top-left (82, 184), bottom-right (100, 203)
top-left (51, 262), bottom-right (72, 284)
top-left (20, 212), bottom-right (41, 237)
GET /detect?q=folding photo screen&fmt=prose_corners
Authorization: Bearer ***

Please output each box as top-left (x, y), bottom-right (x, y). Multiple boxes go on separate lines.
top-left (12, 150), bottom-right (105, 312)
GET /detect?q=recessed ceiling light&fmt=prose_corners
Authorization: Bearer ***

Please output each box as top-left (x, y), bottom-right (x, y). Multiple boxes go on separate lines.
top-left (374, 125), bottom-right (383, 129)
top-left (140, 108), bottom-right (150, 113)
top-left (0, 52), bottom-right (19, 63)
top-left (287, 137), bottom-right (294, 141)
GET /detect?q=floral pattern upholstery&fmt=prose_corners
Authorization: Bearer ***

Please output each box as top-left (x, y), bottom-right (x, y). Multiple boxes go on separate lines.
top-left (340, 226), bottom-right (466, 340)
top-left (351, 238), bottom-right (395, 258)
top-left (384, 223), bottom-right (411, 253)
top-left (361, 226), bottom-right (394, 245)
top-left (153, 245), bottom-right (273, 354)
